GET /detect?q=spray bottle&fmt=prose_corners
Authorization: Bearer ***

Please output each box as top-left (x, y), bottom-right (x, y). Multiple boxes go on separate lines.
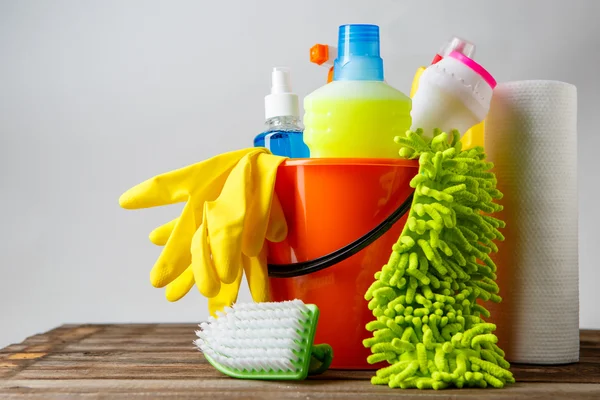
top-left (254, 67), bottom-right (310, 158)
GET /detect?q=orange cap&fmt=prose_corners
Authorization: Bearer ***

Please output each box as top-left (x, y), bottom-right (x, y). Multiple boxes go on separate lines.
top-left (310, 44), bottom-right (329, 65)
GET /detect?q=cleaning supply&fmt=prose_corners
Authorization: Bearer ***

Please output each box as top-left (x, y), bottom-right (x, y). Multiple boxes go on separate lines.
top-left (268, 157), bottom-right (418, 369)
top-left (196, 300), bottom-right (333, 380)
top-left (410, 36), bottom-right (476, 98)
top-left (119, 147), bottom-right (288, 316)
top-left (303, 24), bottom-right (412, 158)
top-left (363, 128), bottom-right (513, 389)
top-left (410, 37), bottom-right (487, 148)
top-left (310, 43), bottom-right (337, 83)
top-left (485, 80), bottom-right (579, 364)
top-left (254, 67), bottom-right (309, 158)
top-left (410, 50), bottom-right (496, 140)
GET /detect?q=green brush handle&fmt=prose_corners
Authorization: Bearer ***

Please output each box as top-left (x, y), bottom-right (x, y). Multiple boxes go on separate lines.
top-left (308, 344), bottom-right (334, 376)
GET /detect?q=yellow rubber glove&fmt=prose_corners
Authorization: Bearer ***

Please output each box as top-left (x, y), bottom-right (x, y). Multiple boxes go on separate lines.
top-left (207, 246), bottom-right (268, 315)
top-left (119, 148), bottom-right (264, 289)
top-left (159, 152), bottom-right (287, 314)
top-left (164, 197), bottom-right (284, 305)
top-left (198, 151), bottom-right (286, 284)
top-left (120, 148), bottom-right (288, 316)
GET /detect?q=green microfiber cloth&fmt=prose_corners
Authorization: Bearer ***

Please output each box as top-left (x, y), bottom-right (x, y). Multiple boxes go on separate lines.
top-left (363, 128), bottom-right (514, 390)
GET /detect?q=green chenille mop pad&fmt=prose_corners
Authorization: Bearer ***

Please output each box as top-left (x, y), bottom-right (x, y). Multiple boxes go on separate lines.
top-left (364, 128), bottom-right (514, 390)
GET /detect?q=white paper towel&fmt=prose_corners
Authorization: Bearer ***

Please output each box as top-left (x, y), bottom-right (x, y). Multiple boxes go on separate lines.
top-left (485, 80), bottom-right (579, 364)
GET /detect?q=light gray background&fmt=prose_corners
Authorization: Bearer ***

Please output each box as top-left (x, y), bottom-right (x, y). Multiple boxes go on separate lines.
top-left (1, 0), bottom-right (598, 348)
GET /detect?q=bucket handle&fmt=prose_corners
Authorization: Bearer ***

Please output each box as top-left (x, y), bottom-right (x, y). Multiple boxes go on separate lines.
top-left (267, 191), bottom-right (414, 278)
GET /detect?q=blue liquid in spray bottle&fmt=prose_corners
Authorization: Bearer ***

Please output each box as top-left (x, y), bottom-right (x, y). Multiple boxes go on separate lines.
top-left (254, 67), bottom-right (309, 158)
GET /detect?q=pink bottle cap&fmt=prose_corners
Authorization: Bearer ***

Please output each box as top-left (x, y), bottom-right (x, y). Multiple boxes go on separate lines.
top-left (448, 51), bottom-right (497, 89)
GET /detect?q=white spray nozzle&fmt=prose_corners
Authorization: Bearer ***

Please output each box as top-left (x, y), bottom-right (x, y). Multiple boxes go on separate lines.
top-left (265, 67), bottom-right (299, 120)
top-left (271, 67), bottom-right (293, 94)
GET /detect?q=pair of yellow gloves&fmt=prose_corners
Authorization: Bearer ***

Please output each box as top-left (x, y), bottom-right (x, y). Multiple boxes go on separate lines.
top-left (119, 148), bottom-right (288, 316)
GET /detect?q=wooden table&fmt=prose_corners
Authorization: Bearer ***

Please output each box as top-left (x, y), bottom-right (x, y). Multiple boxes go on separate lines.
top-left (1, 325), bottom-right (599, 399)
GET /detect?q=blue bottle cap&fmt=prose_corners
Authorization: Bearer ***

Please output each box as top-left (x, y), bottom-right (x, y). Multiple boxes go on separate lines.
top-left (333, 24), bottom-right (384, 81)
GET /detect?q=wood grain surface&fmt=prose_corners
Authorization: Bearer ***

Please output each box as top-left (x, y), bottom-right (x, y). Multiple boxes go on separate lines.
top-left (1, 324), bottom-right (599, 399)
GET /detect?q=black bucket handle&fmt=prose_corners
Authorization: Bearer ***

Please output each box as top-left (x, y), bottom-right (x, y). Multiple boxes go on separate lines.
top-left (267, 191), bottom-right (414, 278)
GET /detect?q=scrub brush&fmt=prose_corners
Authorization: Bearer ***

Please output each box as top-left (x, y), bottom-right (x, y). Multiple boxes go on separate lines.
top-left (195, 299), bottom-right (333, 380)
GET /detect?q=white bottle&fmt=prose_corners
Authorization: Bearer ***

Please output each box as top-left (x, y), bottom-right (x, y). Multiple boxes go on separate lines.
top-left (410, 51), bottom-right (497, 138)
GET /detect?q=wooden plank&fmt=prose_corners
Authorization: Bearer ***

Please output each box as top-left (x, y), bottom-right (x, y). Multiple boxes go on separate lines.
top-left (581, 330), bottom-right (600, 349)
top-left (10, 366), bottom-right (213, 380)
top-left (7, 357), bottom-right (600, 384)
top-left (580, 347), bottom-right (600, 363)
top-left (69, 336), bottom-right (195, 345)
top-left (0, 380), bottom-right (599, 399)
top-left (0, 345), bottom-right (28, 354)
top-left (1, 325), bottom-right (600, 398)
top-left (61, 342), bottom-right (196, 353)
top-left (8, 352), bottom-right (600, 383)
top-left (87, 330), bottom-right (195, 337)
top-left (510, 363), bottom-right (600, 383)
top-left (0, 325), bottom-right (103, 381)
top-left (68, 323), bottom-right (195, 332)
top-left (38, 351), bottom-right (204, 363)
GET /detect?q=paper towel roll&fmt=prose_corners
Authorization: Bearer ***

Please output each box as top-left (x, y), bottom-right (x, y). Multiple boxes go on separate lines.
top-left (485, 80), bottom-right (579, 364)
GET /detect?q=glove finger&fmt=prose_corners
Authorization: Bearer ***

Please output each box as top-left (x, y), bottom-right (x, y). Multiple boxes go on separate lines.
top-left (242, 153), bottom-right (287, 257)
top-left (206, 152), bottom-right (257, 284)
top-left (149, 201), bottom-right (196, 288)
top-left (150, 218), bottom-right (179, 246)
top-left (165, 265), bottom-right (195, 302)
top-left (148, 147), bottom-right (256, 286)
top-left (191, 208), bottom-right (221, 298)
top-left (208, 266), bottom-right (244, 317)
top-left (119, 148), bottom-right (259, 209)
top-left (242, 245), bottom-right (270, 303)
top-left (147, 155), bottom-right (251, 248)
top-left (265, 193), bottom-right (287, 243)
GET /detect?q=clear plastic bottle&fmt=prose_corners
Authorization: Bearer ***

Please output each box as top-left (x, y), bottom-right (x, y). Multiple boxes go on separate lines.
top-left (254, 67), bottom-right (310, 158)
top-left (254, 115), bottom-right (309, 158)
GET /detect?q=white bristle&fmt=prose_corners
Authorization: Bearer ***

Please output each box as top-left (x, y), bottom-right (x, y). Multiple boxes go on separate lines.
top-left (195, 300), bottom-right (312, 373)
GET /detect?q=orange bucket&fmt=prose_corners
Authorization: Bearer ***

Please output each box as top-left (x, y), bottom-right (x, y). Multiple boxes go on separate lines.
top-left (267, 158), bottom-right (418, 369)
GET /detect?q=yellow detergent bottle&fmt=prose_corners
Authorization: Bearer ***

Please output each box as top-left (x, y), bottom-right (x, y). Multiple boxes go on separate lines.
top-left (304, 24), bottom-right (411, 158)
top-left (410, 37), bottom-right (485, 149)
